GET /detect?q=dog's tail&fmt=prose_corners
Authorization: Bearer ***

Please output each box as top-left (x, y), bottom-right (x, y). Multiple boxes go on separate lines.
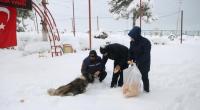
top-left (47, 88), bottom-right (57, 96)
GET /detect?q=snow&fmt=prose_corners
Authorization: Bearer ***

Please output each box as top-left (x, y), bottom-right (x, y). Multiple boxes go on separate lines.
top-left (0, 32), bottom-right (200, 110)
top-left (1, 0), bottom-right (200, 109)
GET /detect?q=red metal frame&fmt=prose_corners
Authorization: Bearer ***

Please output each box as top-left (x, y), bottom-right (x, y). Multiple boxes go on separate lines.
top-left (32, 1), bottom-right (62, 57)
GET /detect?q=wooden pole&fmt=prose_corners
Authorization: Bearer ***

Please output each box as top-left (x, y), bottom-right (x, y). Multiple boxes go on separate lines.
top-left (88, 0), bottom-right (92, 50)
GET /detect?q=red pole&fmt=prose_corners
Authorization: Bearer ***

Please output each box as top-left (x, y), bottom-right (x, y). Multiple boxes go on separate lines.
top-left (72, 0), bottom-right (76, 37)
top-left (140, 0), bottom-right (142, 28)
top-left (88, 0), bottom-right (92, 50)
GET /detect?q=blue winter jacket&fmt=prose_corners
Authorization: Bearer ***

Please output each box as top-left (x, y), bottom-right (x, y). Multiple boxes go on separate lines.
top-left (81, 56), bottom-right (104, 76)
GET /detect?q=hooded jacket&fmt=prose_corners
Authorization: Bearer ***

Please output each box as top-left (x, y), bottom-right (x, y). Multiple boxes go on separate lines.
top-left (128, 26), bottom-right (151, 72)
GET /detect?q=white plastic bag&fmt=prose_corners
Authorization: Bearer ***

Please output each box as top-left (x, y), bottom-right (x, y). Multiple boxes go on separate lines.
top-left (122, 64), bottom-right (142, 97)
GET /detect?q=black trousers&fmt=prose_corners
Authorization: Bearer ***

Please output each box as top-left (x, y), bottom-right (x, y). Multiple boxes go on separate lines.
top-left (111, 70), bottom-right (123, 87)
top-left (111, 61), bottom-right (128, 87)
top-left (98, 70), bottom-right (107, 82)
top-left (138, 65), bottom-right (150, 92)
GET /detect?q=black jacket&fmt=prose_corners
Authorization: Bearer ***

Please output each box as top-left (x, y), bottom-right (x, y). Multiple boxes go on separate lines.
top-left (101, 43), bottom-right (128, 69)
top-left (128, 27), bottom-right (151, 73)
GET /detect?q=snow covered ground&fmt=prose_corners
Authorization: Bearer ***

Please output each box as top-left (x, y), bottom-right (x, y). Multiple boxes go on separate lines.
top-left (0, 33), bottom-right (200, 110)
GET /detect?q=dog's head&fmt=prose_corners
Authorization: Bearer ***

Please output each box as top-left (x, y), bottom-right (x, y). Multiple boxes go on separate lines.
top-left (79, 75), bottom-right (86, 80)
top-left (47, 88), bottom-right (56, 96)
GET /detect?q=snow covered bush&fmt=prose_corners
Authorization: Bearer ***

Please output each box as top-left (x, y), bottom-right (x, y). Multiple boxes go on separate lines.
top-left (148, 36), bottom-right (169, 45)
top-left (17, 32), bottom-right (43, 51)
top-left (108, 0), bottom-right (157, 26)
top-left (94, 31), bottom-right (108, 39)
top-left (23, 41), bottom-right (50, 56)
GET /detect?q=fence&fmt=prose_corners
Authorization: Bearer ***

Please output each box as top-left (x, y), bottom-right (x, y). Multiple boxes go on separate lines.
top-left (142, 30), bottom-right (200, 37)
top-left (55, 16), bottom-right (200, 37)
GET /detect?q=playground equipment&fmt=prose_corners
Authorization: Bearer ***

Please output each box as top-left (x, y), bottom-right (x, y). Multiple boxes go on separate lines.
top-left (32, 1), bottom-right (63, 57)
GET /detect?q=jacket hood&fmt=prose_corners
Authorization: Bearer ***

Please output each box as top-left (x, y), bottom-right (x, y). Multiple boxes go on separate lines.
top-left (100, 46), bottom-right (107, 54)
top-left (128, 26), bottom-right (141, 40)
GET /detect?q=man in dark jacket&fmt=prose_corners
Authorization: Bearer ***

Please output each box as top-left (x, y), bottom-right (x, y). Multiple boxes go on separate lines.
top-left (127, 26), bottom-right (151, 92)
top-left (81, 50), bottom-right (107, 83)
top-left (100, 43), bottom-right (129, 88)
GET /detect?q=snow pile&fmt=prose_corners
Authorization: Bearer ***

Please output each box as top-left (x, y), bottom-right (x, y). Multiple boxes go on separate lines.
top-left (148, 35), bottom-right (169, 45)
top-left (59, 32), bottom-right (129, 51)
top-left (60, 33), bottom-right (81, 51)
top-left (16, 32), bottom-right (51, 56)
top-left (17, 32), bottom-right (43, 50)
top-left (23, 41), bottom-right (50, 56)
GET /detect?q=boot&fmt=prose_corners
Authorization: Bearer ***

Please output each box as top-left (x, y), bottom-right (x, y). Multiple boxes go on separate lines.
top-left (99, 71), bottom-right (107, 82)
top-left (110, 83), bottom-right (117, 88)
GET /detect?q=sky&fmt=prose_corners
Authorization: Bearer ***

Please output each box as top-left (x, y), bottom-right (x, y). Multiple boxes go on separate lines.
top-left (45, 0), bottom-right (200, 32)
top-left (145, 0), bottom-right (200, 31)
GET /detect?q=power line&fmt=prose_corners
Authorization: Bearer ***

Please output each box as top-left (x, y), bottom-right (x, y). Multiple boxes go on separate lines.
top-left (158, 11), bottom-right (179, 18)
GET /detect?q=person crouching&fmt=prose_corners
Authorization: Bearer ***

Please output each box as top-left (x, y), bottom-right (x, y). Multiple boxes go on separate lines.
top-left (81, 50), bottom-right (107, 83)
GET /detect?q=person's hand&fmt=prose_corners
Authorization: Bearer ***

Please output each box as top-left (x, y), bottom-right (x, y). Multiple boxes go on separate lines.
top-left (127, 60), bottom-right (134, 65)
top-left (87, 74), bottom-right (94, 83)
top-left (94, 71), bottom-right (100, 78)
top-left (114, 65), bottom-right (121, 74)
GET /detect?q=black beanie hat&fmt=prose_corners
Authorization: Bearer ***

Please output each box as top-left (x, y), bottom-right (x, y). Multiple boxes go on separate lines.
top-left (89, 50), bottom-right (97, 57)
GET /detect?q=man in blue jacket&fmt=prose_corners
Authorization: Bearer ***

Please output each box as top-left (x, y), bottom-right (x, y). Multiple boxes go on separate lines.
top-left (100, 43), bottom-right (129, 88)
top-left (81, 50), bottom-right (107, 83)
top-left (127, 26), bottom-right (151, 92)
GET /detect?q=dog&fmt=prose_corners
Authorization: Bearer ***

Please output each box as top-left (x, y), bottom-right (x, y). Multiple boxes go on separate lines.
top-left (47, 75), bottom-right (88, 96)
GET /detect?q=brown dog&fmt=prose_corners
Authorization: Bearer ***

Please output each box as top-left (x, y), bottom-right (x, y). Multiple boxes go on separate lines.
top-left (47, 75), bottom-right (88, 96)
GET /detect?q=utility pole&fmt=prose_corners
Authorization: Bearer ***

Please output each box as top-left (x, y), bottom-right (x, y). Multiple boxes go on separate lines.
top-left (139, 0), bottom-right (142, 28)
top-left (97, 16), bottom-right (99, 31)
top-left (180, 10), bottom-right (183, 44)
top-left (88, 0), bottom-right (92, 50)
top-left (176, 0), bottom-right (183, 36)
top-left (72, 0), bottom-right (76, 37)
